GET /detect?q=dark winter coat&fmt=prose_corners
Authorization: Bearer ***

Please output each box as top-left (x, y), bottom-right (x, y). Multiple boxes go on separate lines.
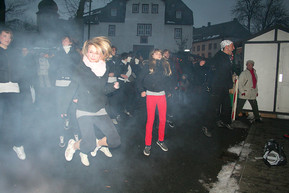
top-left (207, 50), bottom-right (233, 92)
top-left (73, 61), bottom-right (116, 113)
top-left (136, 59), bottom-right (172, 93)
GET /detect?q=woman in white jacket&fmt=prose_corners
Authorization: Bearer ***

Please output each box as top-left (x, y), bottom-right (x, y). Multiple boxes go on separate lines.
top-left (236, 60), bottom-right (261, 122)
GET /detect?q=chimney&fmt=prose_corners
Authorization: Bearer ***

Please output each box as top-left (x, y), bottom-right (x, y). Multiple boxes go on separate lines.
top-left (208, 22), bottom-right (211, 27)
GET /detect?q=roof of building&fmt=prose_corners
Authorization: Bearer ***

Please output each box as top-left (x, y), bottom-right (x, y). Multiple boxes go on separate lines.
top-left (193, 19), bottom-right (251, 42)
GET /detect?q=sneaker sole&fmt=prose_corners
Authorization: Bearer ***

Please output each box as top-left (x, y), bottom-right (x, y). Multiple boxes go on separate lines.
top-left (143, 150), bottom-right (150, 156)
top-left (156, 142), bottom-right (168, 151)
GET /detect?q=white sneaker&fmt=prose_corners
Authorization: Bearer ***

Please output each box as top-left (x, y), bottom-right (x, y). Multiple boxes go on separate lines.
top-left (79, 152), bottom-right (89, 166)
top-left (100, 147), bottom-right (112, 157)
top-left (59, 136), bottom-right (65, 148)
top-left (91, 139), bottom-right (100, 157)
top-left (65, 139), bottom-right (76, 161)
top-left (112, 119), bottom-right (118, 125)
top-left (13, 146), bottom-right (26, 160)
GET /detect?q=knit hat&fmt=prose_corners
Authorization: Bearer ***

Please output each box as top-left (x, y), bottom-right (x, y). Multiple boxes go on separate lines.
top-left (220, 40), bottom-right (233, 50)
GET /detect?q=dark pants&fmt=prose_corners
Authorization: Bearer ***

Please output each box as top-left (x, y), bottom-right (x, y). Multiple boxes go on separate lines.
top-left (236, 98), bottom-right (260, 120)
top-left (78, 114), bottom-right (121, 154)
top-left (203, 88), bottom-right (232, 130)
top-left (0, 93), bottom-right (23, 146)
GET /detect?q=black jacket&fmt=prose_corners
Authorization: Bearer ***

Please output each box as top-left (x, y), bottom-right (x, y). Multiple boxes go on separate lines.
top-left (49, 45), bottom-right (81, 82)
top-left (136, 59), bottom-right (172, 93)
top-left (0, 47), bottom-right (21, 83)
top-left (73, 62), bottom-right (117, 113)
top-left (207, 50), bottom-right (233, 91)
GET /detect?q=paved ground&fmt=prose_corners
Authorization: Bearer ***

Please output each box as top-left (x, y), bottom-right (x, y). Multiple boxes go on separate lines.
top-left (1, 93), bottom-right (288, 193)
top-left (236, 118), bottom-right (289, 193)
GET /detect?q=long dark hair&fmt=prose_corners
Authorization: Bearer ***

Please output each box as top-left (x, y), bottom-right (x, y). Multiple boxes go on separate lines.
top-left (148, 49), bottom-right (171, 76)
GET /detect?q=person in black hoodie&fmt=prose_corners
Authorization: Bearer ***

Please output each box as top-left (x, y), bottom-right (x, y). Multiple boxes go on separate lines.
top-left (49, 35), bottom-right (81, 148)
top-left (0, 28), bottom-right (26, 160)
top-left (201, 40), bottom-right (235, 137)
top-left (136, 49), bottom-right (172, 156)
top-left (65, 36), bottom-right (121, 166)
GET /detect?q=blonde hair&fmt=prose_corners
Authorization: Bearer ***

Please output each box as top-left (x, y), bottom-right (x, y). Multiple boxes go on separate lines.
top-left (82, 36), bottom-right (112, 60)
top-left (148, 49), bottom-right (172, 76)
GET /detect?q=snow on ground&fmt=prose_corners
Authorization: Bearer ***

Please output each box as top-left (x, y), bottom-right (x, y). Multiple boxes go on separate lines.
top-left (199, 141), bottom-right (252, 193)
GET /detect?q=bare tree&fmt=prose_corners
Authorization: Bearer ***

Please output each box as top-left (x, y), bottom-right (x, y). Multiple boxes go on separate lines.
top-left (232, 0), bottom-right (262, 33)
top-left (253, 0), bottom-right (289, 31)
top-left (232, 0), bottom-right (289, 33)
top-left (61, 0), bottom-right (111, 19)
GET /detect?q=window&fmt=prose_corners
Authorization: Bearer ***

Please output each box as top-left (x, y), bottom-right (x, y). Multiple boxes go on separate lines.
top-left (201, 53), bottom-right (205, 57)
top-left (140, 36), bottom-right (148, 44)
top-left (111, 8), bottom-right (117, 16)
top-left (209, 43), bottom-right (212, 50)
top-left (142, 4), bottom-right (149, 13)
top-left (197, 45), bottom-right (200, 51)
top-left (137, 24), bottom-right (152, 36)
top-left (193, 46), bottom-right (195, 52)
top-left (208, 52), bottom-right (212, 58)
top-left (132, 4), bottom-right (139, 13)
top-left (214, 43), bottom-right (217, 49)
top-left (151, 4), bottom-right (158, 14)
top-left (202, 44), bottom-right (205, 51)
top-left (176, 11), bottom-right (182, 19)
top-left (108, 25), bottom-right (116, 36)
top-left (174, 28), bottom-right (182, 39)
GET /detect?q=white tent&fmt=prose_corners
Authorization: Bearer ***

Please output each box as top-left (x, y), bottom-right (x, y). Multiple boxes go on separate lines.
top-left (243, 25), bottom-right (289, 116)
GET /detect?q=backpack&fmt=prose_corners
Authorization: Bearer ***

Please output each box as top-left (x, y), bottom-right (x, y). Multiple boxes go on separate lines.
top-left (263, 139), bottom-right (287, 166)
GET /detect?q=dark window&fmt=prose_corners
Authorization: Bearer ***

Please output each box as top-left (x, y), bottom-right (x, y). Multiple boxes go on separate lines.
top-left (197, 45), bottom-right (200, 51)
top-left (108, 25), bottom-right (116, 36)
top-left (151, 4), bottom-right (158, 14)
top-left (140, 36), bottom-right (148, 44)
top-left (208, 52), bottom-right (212, 58)
top-left (201, 53), bottom-right (205, 57)
top-left (176, 10), bottom-right (182, 19)
top-left (132, 4), bottom-right (139, 13)
top-left (142, 4), bottom-right (149, 13)
top-left (214, 43), bottom-right (217, 49)
top-left (202, 45), bottom-right (205, 51)
top-left (111, 8), bottom-right (117, 16)
top-left (209, 43), bottom-right (212, 50)
top-left (174, 28), bottom-right (182, 39)
top-left (137, 24), bottom-right (152, 36)
top-left (193, 46), bottom-right (195, 52)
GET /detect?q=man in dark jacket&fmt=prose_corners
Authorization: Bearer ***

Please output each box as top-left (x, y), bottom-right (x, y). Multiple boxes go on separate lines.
top-left (201, 40), bottom-right (235, 137)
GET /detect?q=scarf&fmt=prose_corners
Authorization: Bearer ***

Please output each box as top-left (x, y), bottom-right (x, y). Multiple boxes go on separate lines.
top-left (63, 45), bottom-right (71, 54)
top-left (83, 55), bottom-right (106, 77)
top-left (249, 69), bottom-right (257, 89)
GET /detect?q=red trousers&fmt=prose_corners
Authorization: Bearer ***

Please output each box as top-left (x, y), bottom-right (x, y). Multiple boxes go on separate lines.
top-left (145, 95), bottom-right (167, 146)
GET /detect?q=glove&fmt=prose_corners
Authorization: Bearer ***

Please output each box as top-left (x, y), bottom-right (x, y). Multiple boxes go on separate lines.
top-left (241, 93), bottom-right (245, 96)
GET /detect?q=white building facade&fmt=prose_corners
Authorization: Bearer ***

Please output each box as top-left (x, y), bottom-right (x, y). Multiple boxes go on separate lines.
top-left (84, 0), bottom-right (194, 58)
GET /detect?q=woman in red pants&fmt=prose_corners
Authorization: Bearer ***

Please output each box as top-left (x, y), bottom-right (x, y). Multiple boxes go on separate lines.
top-left (136, 49), bottom-right (173, 156)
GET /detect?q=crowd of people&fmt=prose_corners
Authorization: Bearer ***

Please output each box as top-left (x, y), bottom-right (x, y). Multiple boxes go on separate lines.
top-left (0, 27), bottom-right (262, 166)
